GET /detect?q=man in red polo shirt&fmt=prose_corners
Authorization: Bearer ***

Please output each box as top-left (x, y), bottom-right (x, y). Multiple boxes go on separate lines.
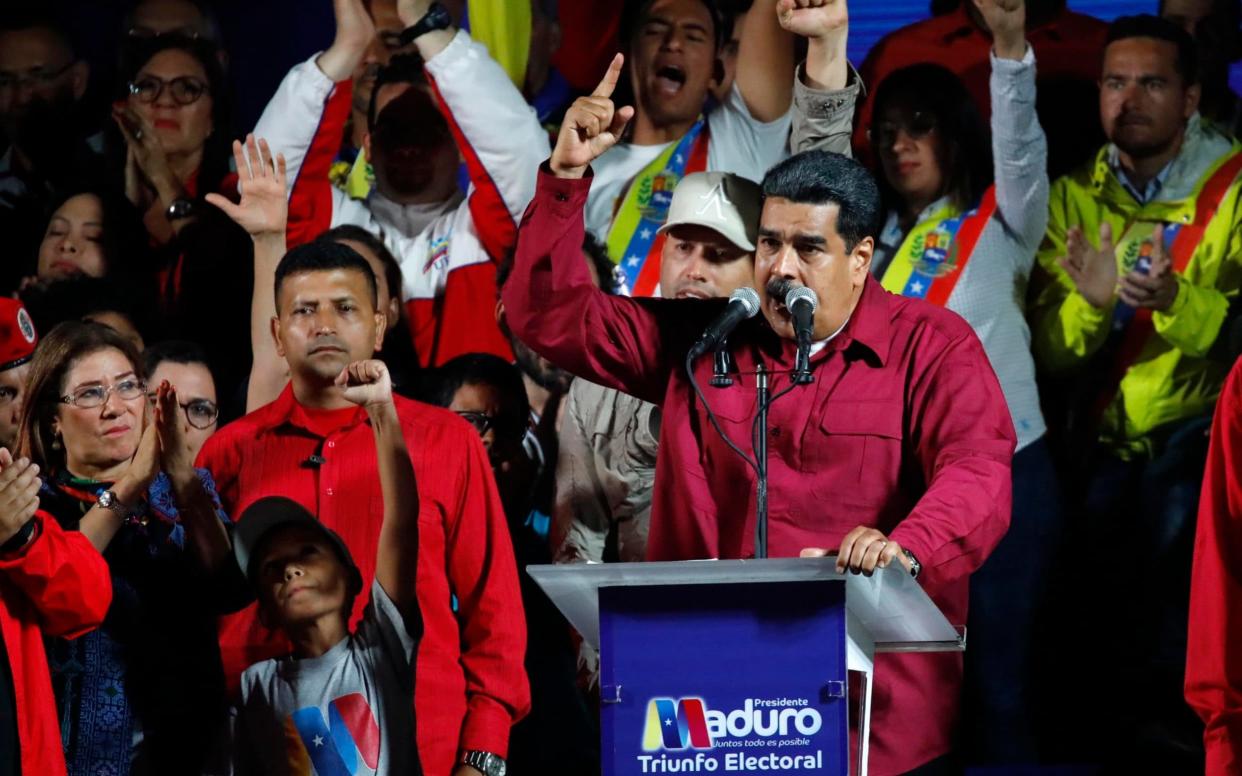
top-left (197, 240), bottom-right (527, 776)
top-left (855, 0), bottom-right (1107, 177)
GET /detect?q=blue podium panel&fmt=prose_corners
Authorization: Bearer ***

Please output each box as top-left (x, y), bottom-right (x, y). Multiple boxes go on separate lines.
top-left (599, 580), bottom-right (849, 776)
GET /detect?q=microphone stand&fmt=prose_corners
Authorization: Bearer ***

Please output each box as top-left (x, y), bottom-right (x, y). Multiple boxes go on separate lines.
top-left (754, 363), bottom-right (770, 559)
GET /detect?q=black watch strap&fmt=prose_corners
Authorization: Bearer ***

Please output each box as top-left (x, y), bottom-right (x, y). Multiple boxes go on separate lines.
top-left (0, 519), bottom-right (35, 555)
top-left (399, 2), bottom-right (453, 47)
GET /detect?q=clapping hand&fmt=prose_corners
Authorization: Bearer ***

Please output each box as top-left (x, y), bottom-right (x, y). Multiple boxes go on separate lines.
top-left (206, 135), bottom-right (288, 239)
top-left (152, 380), bottom-right (196, 481)
top-left (0, 449), bottom-right (41, 546)
top-left (1117, 224), bottom-right (1180, 312)
top-left (777, 0), bottom-right (848, 42)
top-left (113, 104), bottom-right (178, 205)
top-left (550, 54), bottom-right (635, 179)
top-left (336, 360), bottom-right (394, 411)
top-left (1058, 223), bottom-right (1119, 310)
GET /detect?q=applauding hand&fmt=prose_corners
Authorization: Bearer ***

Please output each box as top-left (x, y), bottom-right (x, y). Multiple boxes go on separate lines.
top-left (0, 449), bottom-right (41, 546)
top-left (1058, 223), bottom-right (1119, 310)
top-left (550, 54), bottom-right (635, 179)
top-left (206, 135), bottom-right (288, 239)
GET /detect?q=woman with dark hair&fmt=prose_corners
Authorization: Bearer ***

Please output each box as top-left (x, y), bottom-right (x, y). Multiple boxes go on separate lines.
top-left (32, 187), bottom-right (149, 285)
top-left (17, 320), bottom-right (239, 774)
top-left (111, 35), bottom-right (253, 404)
top-left (798, 0), bottom-right (1058, 763)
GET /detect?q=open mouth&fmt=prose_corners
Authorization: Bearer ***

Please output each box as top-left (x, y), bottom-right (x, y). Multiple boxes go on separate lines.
top-left (654, 65), bottom-right (686, 95)
top-left (675, 288), bottom-right (710, 300)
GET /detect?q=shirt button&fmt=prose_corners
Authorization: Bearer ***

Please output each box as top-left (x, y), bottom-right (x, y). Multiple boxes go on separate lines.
top-left (327, 441), bottom-right (336, 449)
top-left (555, 193), bottom-right (569, 202)
top-left (326, 488), bottom-right (335, 496)
top-left (771, 427), bottom-right (781, 438)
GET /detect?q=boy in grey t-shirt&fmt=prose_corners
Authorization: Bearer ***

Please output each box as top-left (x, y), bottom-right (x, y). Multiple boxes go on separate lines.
top-left (230, 360), bottom-right (422, 776)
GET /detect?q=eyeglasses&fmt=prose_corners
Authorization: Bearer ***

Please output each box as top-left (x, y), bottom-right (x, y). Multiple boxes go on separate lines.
top-left (126, 26), bottom-right (204, 42)
top-left (455, 411), bottom-right (496, 436)
top-left (0, 62), bottom-right (76, 92)
top-left (128, 75), bottom-right (209, 106)
top-left (148, 394), bottom-right (218, 429)
top-left (60, 379), bottom-right (146, 409)
top-left (870, 111), bottom-right (938, 148)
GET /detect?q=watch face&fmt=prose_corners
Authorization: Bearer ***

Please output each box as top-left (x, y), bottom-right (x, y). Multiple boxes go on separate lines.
top-left (98, 491), bottom-right (114, 508)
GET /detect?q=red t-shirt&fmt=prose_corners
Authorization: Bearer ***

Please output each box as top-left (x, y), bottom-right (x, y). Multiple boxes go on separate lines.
top-left (197, 387), bottom-right (529, 774)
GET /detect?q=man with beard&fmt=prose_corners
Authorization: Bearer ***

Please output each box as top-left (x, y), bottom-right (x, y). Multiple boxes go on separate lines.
top-left (503, 53), bottom-right (1016, 772)
top-left (198, 241), bottom-right (527, 776)
top-left (1029, 14), bottom-right (1242, 766)
top-left (256, 0), bottom-right (548, 367)
top-left (586, 0), bottom-right (795, 296)
top-left (0, 12), bottom-right (101, 294)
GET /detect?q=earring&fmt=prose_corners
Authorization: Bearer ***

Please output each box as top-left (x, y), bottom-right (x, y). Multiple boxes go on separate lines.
top-left (51, 431), bottom-right (62, 451)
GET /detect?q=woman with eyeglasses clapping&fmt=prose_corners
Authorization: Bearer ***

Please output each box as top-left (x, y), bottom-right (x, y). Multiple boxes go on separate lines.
top-left (16, 320), bottom-right (241, 775)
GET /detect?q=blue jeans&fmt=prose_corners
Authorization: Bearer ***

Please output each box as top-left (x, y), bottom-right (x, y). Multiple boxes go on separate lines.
top-left (962, 438), bottom-right (1063, 763)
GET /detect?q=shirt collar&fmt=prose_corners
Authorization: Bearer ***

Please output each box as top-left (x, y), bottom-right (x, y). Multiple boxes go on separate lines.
top-left (255, 382), bottom-right (369, 437)
top-left (827, 275), bottom-right (890, 367)
top-left (1107, 146), bottom-right (1176, 204)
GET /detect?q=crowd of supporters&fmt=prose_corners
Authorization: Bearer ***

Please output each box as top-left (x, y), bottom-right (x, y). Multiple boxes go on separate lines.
top-left (1, 0), bottom-right (1241, 774)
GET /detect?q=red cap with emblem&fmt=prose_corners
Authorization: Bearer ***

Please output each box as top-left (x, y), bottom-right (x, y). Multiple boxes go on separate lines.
top-left (0, 299), bottom-right (38, 372)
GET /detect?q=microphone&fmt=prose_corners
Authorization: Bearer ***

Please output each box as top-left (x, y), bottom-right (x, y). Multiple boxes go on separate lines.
top-left (687, 287), bottom-right (761, 359)
top-left (785, 286), bottom-right (818, 382)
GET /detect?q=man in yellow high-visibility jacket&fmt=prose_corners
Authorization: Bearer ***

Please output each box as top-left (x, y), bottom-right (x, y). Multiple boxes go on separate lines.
top-left (1029, 14), bottom-right (1242, 767)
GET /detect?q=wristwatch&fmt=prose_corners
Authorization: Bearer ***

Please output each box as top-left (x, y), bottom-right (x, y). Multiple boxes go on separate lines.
top-left (165, 197), bottom-right (197, 221)
top-left (460, 750), bottom-right (506, 776)
top-left (399, 2), bottom-right (453, 47)
top-left (97, 490), bottom-right (130, 517)
top-left (903, 548), bottom-right (922, 579)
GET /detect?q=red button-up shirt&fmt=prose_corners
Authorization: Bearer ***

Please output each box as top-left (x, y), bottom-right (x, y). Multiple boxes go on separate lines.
top-left (197, 386), bottom-right (529, 775)
top-left (1186, 357), bottom-right (1242, 776)
top-left (502, 169), bottom-right (1016, 775)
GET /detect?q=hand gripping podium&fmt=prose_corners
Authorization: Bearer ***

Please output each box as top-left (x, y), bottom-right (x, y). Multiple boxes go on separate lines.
top-left (528, 558), bottom-right (963, 776)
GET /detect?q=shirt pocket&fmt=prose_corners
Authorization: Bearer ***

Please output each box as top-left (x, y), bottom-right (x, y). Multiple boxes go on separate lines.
top-left (799, 401), bottom-right (905, 509)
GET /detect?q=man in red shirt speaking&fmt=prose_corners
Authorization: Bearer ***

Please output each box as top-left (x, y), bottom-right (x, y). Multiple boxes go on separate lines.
top-left (501, 55), bottom-right (1017, 775)
top-left (197, 238), bottom-right (528, 776)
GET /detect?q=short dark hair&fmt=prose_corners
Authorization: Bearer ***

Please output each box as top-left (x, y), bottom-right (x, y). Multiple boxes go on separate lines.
top-left (142, 339), bottom-right (210, 378)
top-left (496, 234), bottom-right (618, 295)
top-left (760, 151), bottom-right (882, 252)
top-left (366, 53), bottom-right (428, 130)
top-left (871, 63), bottom-right (992, 215)
top-left (317, 224), bottom-right (403, 301)
top-left (1106, 14), bottom-right (1199, 85)
top-left (274, 241), bottom-right (379, 311)
top-left (0, 10), bottom-right (76, 55)
top-left (624, 0), bottom-right (727, 51)
top-left (425, 352), bottom-right (530, 444)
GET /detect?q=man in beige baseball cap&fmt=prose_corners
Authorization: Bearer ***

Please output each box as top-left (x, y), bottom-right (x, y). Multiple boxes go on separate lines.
top-left (646, 170), bottom-right (762, 300)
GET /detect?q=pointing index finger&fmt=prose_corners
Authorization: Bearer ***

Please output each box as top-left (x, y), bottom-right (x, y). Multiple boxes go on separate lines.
top-left (592, 53), bottom-right (625, 98)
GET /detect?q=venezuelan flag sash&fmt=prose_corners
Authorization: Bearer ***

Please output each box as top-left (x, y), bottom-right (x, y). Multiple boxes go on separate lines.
top-left (606, 119), bottom-right (710, 297)
top-left (880, 185), bottom-right (997, 306)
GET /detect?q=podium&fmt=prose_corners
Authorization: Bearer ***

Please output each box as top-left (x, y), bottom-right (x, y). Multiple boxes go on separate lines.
top-left (528, 557), bottom-right (964, 776)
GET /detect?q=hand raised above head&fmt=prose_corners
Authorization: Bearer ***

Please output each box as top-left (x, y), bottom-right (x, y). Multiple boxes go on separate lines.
top-left (205, 134), bottom-right (288, 238)
top-left (777, 0), bottom-right (849, 42)
top-left (550, 54), bottom-right (635, 179)
top-left (971, 0), bottom-right (1026, 58)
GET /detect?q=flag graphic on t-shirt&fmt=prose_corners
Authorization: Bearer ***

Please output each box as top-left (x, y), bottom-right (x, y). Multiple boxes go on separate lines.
top-left (284, 693), bottom-right (381, 775)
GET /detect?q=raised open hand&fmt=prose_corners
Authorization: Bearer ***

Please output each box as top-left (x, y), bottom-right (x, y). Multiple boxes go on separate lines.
top-left (336, 360), bottom-right (394, 410)
top-left (205, 135), bottom-right (288, 238)
top-left (1058, 222), bottom-right (1119, 310)
top-left (777, 0), bottom-right (848, 41)
top-left (0, 449), bottom-right (41, 546)
top-left (550, 54), bottom-right (635, 179)
top-left (972, 0), bottom-right (1026, 58)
